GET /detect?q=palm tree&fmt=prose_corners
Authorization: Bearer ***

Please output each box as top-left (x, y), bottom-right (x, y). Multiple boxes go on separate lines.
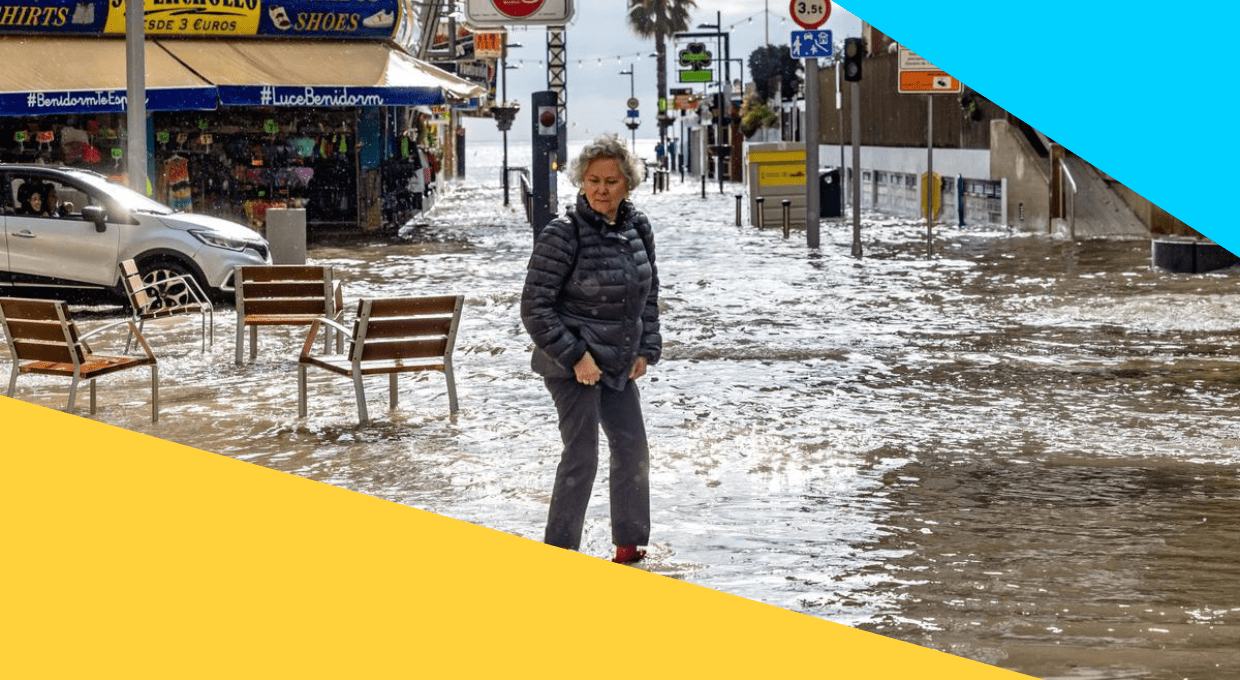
top-left (627, 0), bottom-right (696, 163)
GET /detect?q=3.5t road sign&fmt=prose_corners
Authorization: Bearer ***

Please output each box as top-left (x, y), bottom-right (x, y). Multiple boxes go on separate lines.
top-left (789, 0), bottom-right (830, 30)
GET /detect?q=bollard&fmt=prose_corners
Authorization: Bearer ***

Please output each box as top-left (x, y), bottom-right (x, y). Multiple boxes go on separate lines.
top-left (755, 196), bottom-right (765, 229)
top-left (735, 194), bottom-right (743, 227)
top-left (781, 199), bottom-right (791, 239)
top-left (701, 173), bottom-right (706, 198)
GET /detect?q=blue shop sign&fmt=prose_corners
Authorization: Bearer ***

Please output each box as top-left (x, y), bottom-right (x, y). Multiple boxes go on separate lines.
top-left (219, 85), bottom-right (445, 108)
top-left (0, 87), bottom-right (218, 116)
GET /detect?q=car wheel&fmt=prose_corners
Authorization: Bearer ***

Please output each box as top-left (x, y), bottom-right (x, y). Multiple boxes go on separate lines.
top-left (140, 260), bottom-right (200, 311)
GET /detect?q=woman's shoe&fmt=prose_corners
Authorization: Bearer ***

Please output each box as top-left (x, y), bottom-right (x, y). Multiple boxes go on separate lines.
top-left (612, 545), bottom-right (647, 564)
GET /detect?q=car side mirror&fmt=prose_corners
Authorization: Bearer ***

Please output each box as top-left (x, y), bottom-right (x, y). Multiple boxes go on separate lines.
top-left (81, 205), bottom-right (108, 233)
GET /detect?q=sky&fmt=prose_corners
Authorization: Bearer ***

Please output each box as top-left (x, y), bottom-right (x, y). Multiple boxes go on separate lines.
top-left (461, 0), bottom-right (862, 144)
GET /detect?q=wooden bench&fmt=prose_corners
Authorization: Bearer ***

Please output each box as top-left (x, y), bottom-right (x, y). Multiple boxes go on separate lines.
top-left (234, 264), bottom-right (342, 365)
top-left (119, 258), bottom-right (213, 353)
top-left (0, 297), bottom-right (159, 422)
top-left (297, 295), bottom-right (463, 424)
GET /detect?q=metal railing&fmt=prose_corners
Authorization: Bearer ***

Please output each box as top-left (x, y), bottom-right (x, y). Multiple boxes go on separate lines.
top-left (1057, 160), bottom-right (1078, 240)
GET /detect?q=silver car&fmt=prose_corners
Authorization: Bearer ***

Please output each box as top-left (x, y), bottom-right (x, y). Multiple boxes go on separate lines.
top-left (0, 165), bottom-right (270, 304)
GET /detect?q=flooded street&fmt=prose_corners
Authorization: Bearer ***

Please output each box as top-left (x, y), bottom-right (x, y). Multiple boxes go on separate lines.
top-left (10, 140), bottom-right (1240, 679)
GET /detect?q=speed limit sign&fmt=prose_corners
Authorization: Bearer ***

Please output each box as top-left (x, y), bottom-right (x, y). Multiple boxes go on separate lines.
top-left (789, 0), bottom-right (830, 30)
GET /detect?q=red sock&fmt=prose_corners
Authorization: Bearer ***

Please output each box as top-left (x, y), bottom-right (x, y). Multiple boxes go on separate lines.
top-left (613, 545), bottom-right (646, 564)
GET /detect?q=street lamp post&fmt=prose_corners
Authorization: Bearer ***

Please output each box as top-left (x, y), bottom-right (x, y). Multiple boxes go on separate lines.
top-left (697, 14), bottom-right (730, 193)
top-left (619, 64), bottom-right (639, 152)
top-left (494, 42), bottom-right (522, 207)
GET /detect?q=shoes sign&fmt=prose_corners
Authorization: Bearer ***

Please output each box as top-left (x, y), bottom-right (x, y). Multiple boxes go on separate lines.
top-left (789, 0), bottom-right (830, 30)
top-left (465, 0), bottom-right (576, 27)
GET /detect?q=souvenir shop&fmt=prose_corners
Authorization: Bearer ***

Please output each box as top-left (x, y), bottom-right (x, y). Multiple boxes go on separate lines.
top-left (0, 104), bottom-right (446, 235)
top-left (144, 104), bottom-right (447, 235)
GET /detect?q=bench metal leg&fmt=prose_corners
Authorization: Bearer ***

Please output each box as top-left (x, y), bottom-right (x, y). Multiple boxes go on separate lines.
top-left (444, 361), bottom-right (458, 414)
top-left (67, 376), bottom-right (80, 414)
top-left (89, 378), bottom-right (97, 415)
top-left (151, 364), bottom-right (159, 424)
top-left (235, 321), bottom-right (245, 365)
top-left (389, 373), bottom-right (398, 409)
top-left (297, 364), bottom-right (308, 418)
top-left (6, 365), bottom-right (17, 397)
top-left (250, 325), bottom-right (259, 362)
top-left (353, 371), bottom-right (368, 425)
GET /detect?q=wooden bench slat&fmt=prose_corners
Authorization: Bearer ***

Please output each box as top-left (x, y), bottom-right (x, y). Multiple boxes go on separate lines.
top-left (242, 281), bottom-right (330, 299)
top-left (0, 298), bottom-right (65, 322)
top-left (368, 296), bottom-right (460, 316)
top-left (5, 319), bottom-right (70, 344)
top-left (359, 338), bottom-right (448, 363)
top-left (360, 316), bottom-right (453, 340)
top-left (241, 265), bottom-right (329, 283)
top-left (243, 298), bottom-right (330, 316)
top-left (13, 340), bottom-right (82, 364)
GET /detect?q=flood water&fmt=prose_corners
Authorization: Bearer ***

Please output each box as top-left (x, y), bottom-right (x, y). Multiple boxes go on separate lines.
top-left (8, 140), bottom-right (1240, 680)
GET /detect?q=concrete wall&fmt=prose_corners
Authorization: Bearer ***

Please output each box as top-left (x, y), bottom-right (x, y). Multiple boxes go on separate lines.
top-left (810, 143), bottom-right (1001, 226)
top-left (989, 119), bottom-right (1050, 232)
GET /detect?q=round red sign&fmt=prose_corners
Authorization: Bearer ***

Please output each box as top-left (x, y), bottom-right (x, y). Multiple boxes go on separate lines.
top-left (789, 0), bottom-right (830, 30)
top-left (493, 0), bottom-right (546, 19)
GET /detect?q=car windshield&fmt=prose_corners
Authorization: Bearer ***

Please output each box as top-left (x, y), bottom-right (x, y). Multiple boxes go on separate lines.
top-left (69, 171), bottom-right (174, 215)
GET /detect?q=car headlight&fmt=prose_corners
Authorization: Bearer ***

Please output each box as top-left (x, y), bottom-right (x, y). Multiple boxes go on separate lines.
top-left (190, 229), bottom-right (248, 252)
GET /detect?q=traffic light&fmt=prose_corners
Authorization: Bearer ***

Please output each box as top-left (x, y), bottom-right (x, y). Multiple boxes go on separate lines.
top-left (843, 37), bottom-right (865, 82)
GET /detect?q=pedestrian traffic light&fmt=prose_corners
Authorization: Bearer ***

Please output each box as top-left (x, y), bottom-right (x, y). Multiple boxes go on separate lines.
top-left (843, 37), bottom-right (865, 82)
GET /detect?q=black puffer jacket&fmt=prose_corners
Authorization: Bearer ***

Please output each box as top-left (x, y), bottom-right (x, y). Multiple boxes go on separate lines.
top-left (521, 192), bottom-right (661, 390)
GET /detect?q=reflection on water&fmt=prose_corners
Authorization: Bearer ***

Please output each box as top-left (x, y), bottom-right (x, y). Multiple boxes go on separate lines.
top-left (7, 141), bottom-right (1240, 679)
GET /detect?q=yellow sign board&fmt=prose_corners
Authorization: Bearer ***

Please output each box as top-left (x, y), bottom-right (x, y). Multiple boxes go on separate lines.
top-left (105, 0), bottom-right (261, 36)
top-left (758, 163), bottom-right (808, 187)
top-left (750, 150), bottom-right (806, 164)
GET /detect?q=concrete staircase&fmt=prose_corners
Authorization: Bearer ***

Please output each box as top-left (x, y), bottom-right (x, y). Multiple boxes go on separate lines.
top-left (1053, 154), bottom-right (1149, 240)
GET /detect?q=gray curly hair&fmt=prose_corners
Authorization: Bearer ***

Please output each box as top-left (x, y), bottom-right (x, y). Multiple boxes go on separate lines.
top-left (569, 134), bottom-right (644, 191)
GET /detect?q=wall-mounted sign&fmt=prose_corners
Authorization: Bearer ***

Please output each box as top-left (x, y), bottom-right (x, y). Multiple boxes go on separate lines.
top-left (0, 1), bottom-right (403, 39)
top-left (464, 0), bottom-right (574, 27)
top-left (896, 45), bottom-right (961, 94)
top-left (473, 31), bottom-right (505, 59)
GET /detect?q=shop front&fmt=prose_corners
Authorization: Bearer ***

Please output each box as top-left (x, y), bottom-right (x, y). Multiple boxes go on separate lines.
top-left (0, 0), bottom-right (483, 236)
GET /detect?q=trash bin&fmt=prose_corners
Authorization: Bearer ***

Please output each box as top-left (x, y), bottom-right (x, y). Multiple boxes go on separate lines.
top-left (746, 142), bottom-right (806, 228)
top-left (819, 167), bottom-right (842, 218)
top-left (265, 208), bottom-right (307, 265)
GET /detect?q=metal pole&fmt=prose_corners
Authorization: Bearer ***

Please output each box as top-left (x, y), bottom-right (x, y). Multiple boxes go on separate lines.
top-left (620, 64), bottom-right (638, 152)
top-left (755, 196), bottom-right (765, 228)
top-left (735, 194), bottom-right (743, 226)
top-left (850, 80), bottom-right (862, 258)
top-left (125, 0), bottom-right (147, 196)
top-left (502, 52), bottom-right (510, 207)
top-left (926, 94), bottom-right (934, 258)
top-left (804, 57), bottom-right (820, 248)
top-left (837, 60), bottom-right (845, 219)
top-left (781, 199), bottom-right (791, 238)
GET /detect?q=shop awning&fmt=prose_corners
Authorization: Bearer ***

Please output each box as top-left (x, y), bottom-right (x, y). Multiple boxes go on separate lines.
top-left (157, 39), bottom-right (485, 108)
top-left (0, 37), bottom-right (218, 116)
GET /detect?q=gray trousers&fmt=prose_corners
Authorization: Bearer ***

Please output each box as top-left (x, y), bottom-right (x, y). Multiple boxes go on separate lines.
top-left (543, 377), bottom-right (651, 550)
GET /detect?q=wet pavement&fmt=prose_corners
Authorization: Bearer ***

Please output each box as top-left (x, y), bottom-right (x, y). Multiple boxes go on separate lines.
top-left (6, 140), bottom-right (1240, 680)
